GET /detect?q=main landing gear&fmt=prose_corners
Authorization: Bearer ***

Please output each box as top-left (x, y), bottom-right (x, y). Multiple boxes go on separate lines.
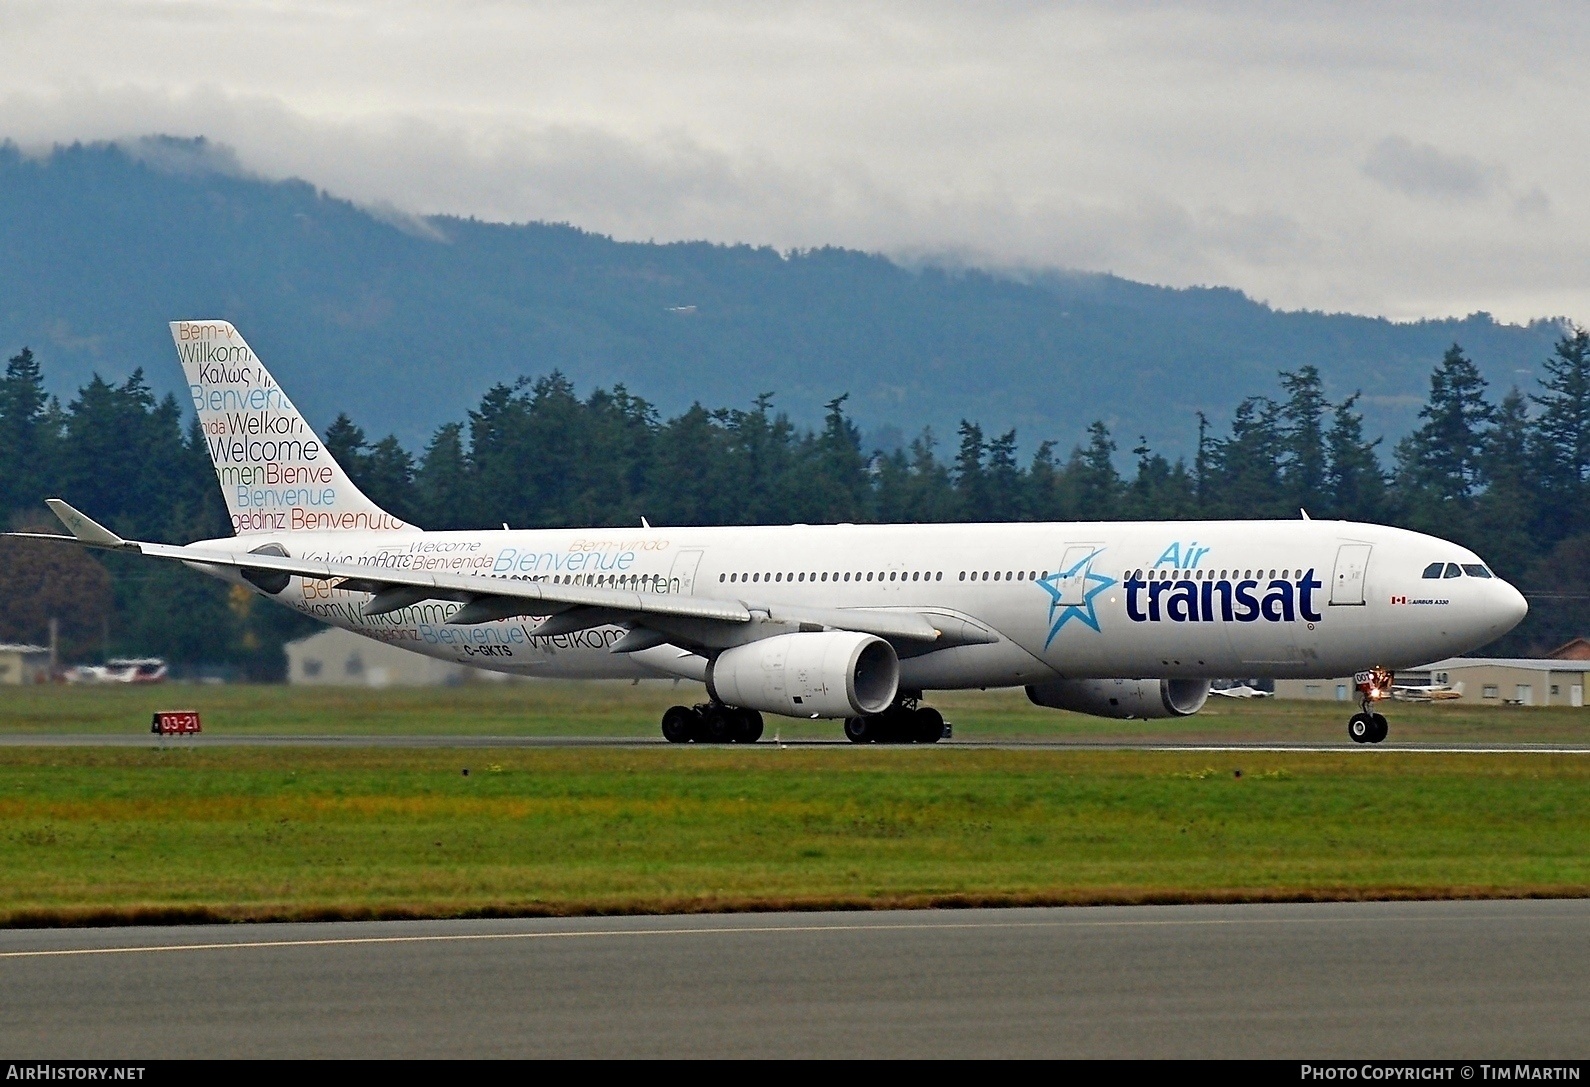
top-left (1348, 666), bottom-right (1393, 745)
top-left (661, 703), bottom-right (764, 744)
top-left (844, 699), bottom-right (947, 744)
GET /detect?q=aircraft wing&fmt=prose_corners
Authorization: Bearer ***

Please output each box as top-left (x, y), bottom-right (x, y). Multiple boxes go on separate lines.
top-left (16, 500), bottom-right (983, 650)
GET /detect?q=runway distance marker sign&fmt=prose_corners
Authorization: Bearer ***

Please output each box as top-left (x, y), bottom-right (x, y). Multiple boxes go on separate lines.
top-left (150, 711), bottom-right (202, 735)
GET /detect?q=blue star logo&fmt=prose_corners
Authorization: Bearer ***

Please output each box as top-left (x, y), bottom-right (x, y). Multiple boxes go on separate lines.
top-left (1038, 549), bottom-right (1117, 647)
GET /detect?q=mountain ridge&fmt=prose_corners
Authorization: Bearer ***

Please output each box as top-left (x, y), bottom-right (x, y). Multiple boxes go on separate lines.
top-left (0, 138), bottom-right (1566, 458)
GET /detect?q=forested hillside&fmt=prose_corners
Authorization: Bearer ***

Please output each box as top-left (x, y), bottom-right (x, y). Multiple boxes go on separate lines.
top-left (3, 330), bottom-right (1587, 673)
top-left (0, 138), bottom-right (1567, 459)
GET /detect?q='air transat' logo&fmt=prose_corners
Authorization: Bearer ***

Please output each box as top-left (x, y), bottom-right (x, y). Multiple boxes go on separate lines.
top-left (1038, 548), bottom-right (1117, 646)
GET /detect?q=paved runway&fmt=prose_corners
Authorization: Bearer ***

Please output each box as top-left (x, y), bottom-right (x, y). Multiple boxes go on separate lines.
top-left (3, 900), bottom-right (1587, 1057)
top-left (2, 733), bottom-right (1588, 753)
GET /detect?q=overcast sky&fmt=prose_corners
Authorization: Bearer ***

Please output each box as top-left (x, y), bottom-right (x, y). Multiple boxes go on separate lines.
top-left (3, 1), bottom-right (1586, 323)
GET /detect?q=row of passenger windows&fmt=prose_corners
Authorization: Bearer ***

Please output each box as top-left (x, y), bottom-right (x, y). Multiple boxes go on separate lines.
top-left (716, 569), bottom-right (1091, 585)
top-left (549, 573), bottom-right (662, 587)
top-left (1127, 568), bottom-right (1298, 581)
top-left (548, 562), bottom-right (1493, 590)
top-left (1422, 562), bottom-right (1493, 579)
top-left (720, 570), bottom-right (945, 584)
top-left (960, 570), bottom-right (1048, 582)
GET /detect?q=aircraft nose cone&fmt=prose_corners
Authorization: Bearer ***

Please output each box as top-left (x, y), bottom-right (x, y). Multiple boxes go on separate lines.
top-left (1497, 580), bottom-right (1529, 632)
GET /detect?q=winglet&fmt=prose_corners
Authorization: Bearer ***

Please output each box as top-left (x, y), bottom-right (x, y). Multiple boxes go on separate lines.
top-left (45, 499), bottom-right (131, 549)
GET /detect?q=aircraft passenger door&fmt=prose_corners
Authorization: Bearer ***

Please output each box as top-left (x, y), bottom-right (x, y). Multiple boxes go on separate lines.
top-left (1054, 545), bottom-right (1103, 606)
top-left (668, 550), bottom-right (703, 595)
top-left (884, 560), bottom-right (908, 594)
top-left (1329, 543), bottom-right (1372, 606)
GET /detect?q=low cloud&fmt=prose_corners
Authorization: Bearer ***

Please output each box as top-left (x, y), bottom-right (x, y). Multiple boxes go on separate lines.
top-left (1362, 136), bottom-right (1504, 202)
top-left (0, 3), bottom-right (1586, 323)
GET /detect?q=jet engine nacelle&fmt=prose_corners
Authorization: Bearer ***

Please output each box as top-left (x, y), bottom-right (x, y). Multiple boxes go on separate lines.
top-left (707, 631), bottom-right (899, 719)
top-left (1025, 677), bottom-right (1211, 719)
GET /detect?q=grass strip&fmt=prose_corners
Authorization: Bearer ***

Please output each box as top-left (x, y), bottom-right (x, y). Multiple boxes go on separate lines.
top-left (7, 682), bottom-right (1590, 745)
top-left (1, 747), bottom-right (1587, 926)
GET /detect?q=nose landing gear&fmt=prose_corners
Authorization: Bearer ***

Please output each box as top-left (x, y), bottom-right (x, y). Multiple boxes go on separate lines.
top-left (1348, 710), bottom-right (1388, 744)
top-left (1348, 667), bottom-right (1393, 744)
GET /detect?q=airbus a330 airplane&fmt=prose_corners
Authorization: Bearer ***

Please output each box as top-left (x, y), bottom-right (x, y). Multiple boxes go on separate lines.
top-left (18, 321), bottom-right (1529, 745)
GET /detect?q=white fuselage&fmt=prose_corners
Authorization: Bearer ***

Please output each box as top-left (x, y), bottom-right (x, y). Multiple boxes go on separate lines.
top-left (202, 518), bottom-right (1528, 690)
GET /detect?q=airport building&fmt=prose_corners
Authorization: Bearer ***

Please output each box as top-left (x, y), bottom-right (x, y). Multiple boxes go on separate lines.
top-left (285, 627), bottom-right (470, 687)
top-left (0, 644), bottom-right (51, 685)
top-left (1276, 657), bottom-right (1590, 707)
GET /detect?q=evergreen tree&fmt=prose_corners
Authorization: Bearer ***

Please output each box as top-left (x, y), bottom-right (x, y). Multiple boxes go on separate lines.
top-left (1471, 388), bottom-right (1538, 579)
top-left (1323, 393), bottom-right (1385, 521)
top-left (1070, 421), bottom-right (1121, 520)
top-left (870, 445), bottom-right (914, 524)
top-left (168, 414), bottom-right (230, 542)
top-left (0, 348), bottom-right (51, 517)
top-left (718, 393), bottom-right (800, 525)
top-left (1193, 411), bottom-right (1212, 512)
top-left (1025, 440), bottom-right (1068, 522)
top-left (1206, 396), bottom-right (1286, 518)
top-left (1529, 328), bottom-right (1590, 538)
top-left (984, 429), bottom-right (1022, 521)
top-left (466, 382), bottom-right (528, 526)
top-left (322, 413), bottom-right (368, 474)
top-left (415, 422), bottom-right (472, 529)
top-left (580, 385), bottom-right (656, 526)
top-left (1278, 366), bottom-right (1328, 508)
top-left (803, 394), bottom-right (872, 523)
top-left (58, 371), bottom-right (192, 538)
top-left (1125, 437), bottom-right (1180, 520)
top-left (361, 435), bottom-right (418, 522)
top-left (321, 413), bottom-right (419, 521)
top-left (953, 421), bottom-right (988, 520)
top-left (648, 404), bottom-right (730, 525)
top-left (1396, 343), bottom-right (1493, 502)
top-left (881, 428), bottom-right (956, 523)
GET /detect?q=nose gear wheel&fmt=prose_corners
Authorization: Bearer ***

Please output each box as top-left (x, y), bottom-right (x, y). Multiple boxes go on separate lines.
top-left (1348, 710), bottom-right (1388, 744)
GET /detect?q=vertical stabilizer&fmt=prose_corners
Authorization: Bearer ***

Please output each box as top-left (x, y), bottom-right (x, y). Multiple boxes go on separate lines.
top-left (171, 320), bottom-right (413, 535)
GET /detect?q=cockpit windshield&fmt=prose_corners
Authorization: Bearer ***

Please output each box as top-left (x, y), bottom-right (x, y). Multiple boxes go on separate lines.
top-left (1422, 561), bottom-right (1495, 579)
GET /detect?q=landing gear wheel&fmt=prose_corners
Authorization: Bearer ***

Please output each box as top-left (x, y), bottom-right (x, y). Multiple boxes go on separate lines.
top-left (844, 717), bottom-right (871, 743)
top-left (661, 705), bottom-right (696, 744)
top-left (732, 709), bottom-right (764, 743)
top-left (702, 705), bottom-right (736, 744)
top-left (913, 707), bottom-right (945, 744)
top-left (1348, 712), bottom-right (1373, 744)
top-left (1368, 712), bottom-right (1389, 744)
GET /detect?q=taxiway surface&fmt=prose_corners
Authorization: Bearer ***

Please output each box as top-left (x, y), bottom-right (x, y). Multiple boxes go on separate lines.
top-left (3, 900), bottom-right (1587, 1057)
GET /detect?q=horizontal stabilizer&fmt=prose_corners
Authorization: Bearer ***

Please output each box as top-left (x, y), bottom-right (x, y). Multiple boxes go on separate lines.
top-left (45, 499), bottom-right (131, 549)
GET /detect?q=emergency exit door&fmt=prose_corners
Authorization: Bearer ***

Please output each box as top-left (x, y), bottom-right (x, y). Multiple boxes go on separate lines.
top-left (668, 550), bottom-right (703, 595)
top-left (1329, 543), bottom-right (1372, 606)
